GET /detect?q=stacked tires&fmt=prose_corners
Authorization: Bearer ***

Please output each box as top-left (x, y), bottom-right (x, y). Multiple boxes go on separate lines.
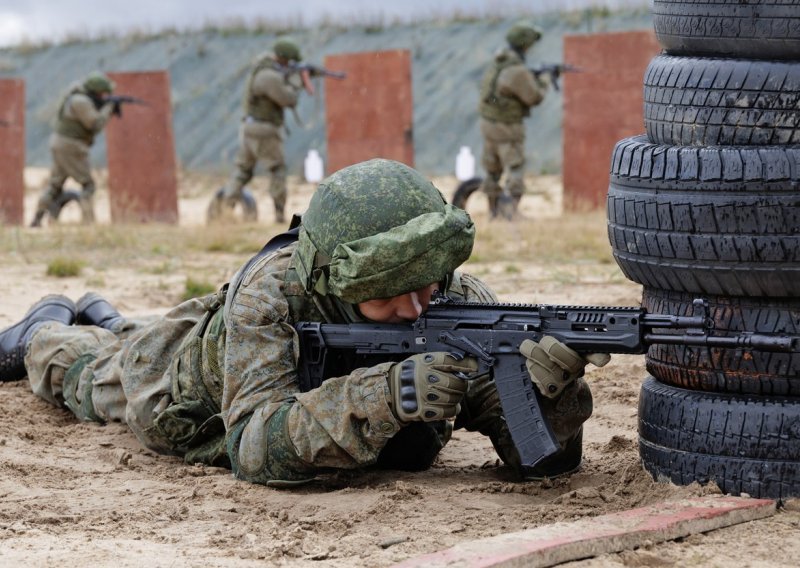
top-left (607, 0), bottom-right (800, 499)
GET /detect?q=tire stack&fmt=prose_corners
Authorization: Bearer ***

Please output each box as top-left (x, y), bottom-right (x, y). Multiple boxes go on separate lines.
top-left (606, 0), bottom-right (800, 499)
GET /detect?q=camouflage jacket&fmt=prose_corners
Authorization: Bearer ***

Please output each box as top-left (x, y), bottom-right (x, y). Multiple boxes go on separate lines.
top-left (215, 242), bottom-right (498, 484)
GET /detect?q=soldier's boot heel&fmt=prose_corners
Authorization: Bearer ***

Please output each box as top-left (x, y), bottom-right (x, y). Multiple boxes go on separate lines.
top-left (30, 209), bottom-right (46, 228)
top-left (0, 295), bottom-right (77, 382)
top-left (76, 292), bottom-right (127, 332)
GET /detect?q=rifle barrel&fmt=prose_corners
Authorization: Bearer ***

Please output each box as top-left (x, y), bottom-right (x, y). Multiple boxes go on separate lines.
top-left (644, 333), bottom-right (799, 352)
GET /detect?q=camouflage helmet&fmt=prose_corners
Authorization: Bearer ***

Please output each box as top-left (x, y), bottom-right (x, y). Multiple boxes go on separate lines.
top-left (506, 22), bottom-right (542, 50)
top-left (83, 72), bottom-right (114, 94)
top-left (295, 159), bottom-right (475, 305)
top-left (273, 39), bottom-right (302, 61)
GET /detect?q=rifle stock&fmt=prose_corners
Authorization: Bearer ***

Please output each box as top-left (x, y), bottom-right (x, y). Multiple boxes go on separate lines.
top-left (296, 295), bottom-right (799, 469)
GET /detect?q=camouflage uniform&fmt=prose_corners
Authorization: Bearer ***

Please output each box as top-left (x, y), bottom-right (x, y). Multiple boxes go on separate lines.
top-left (478, 27), bottom-right (546, 214)
top-left (22, 159), bottom-right (593, 485)
top-left (222, 49), bottom-right (303, 223)
top-left (32, 75), bottom-right (116, 226)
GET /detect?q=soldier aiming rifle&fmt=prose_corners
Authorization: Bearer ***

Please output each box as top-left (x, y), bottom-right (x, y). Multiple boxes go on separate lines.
top-left (208, 39), bottom-right (344, 225)
top-left (31, 72), bottom-right (146, 227)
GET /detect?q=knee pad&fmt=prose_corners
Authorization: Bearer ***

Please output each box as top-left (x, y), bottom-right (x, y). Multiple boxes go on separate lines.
top-left (227, 405), bottom-right (315, 487)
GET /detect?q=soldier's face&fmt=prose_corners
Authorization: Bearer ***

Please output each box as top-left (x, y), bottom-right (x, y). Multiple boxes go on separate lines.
top-left (358, 283), bottom-right (440, 323)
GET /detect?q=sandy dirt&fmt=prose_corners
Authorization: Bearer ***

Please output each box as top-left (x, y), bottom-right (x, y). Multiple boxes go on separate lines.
top-left (1, 172), bottom-right (798, 567)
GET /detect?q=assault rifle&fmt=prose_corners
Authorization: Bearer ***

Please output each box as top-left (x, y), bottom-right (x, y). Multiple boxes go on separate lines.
top-left (296, 294), bottom-right (799, 469)
top-left (106, 95), bottom-right (148, 117)
top-left (274, 62), bottom-right (346, 95)
top-left (529, 63), bottom-right (581, 91)
top-left (275, 62), bottom-right (347, 80)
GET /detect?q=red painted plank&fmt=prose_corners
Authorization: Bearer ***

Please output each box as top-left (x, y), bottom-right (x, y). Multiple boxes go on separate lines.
top-left (106, 71), bottom-right (178, 223)
top-left (393, 496), bottom-right (775, 568)
top-left (562, 30), bottom-right (662, 211)
top-left (0, 78), bottom-right (25, 226)
top-left (324, 50), bottom-right (414, 174)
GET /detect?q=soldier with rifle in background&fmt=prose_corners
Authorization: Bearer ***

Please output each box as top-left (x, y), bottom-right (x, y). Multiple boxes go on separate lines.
top-left (209, 38), bottom-right (343, 225)
top-left (477, 22), bottom-right (550, 219)
top-left (31, 72), bottom-right (143, 227)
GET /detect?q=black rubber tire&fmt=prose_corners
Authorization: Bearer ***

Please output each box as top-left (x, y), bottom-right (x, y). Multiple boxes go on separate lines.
top-left (607, 135), bottom-right (800, 297)
top-left (638, 377), bottom-right (800, 499)
top-left (642, 288), bottom-right (800, 397)
top-left (48, 190), bottom-right (81, 220)
top-left (206, 187), bottom-right (258, 223)
top-left (652, 0), bottom-right (800, 60)
top-left (644, 55), bottom-right (800, 146)
top-left (451, 177), bottom-right (483, 210)
top-left (639, 376), bottom-right (800, 461)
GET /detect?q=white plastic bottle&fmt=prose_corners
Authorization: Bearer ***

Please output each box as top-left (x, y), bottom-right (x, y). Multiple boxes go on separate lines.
top-left (455, 146), bottom-right (476, 181)
top-left (304, 149), bottom-right (324, 183)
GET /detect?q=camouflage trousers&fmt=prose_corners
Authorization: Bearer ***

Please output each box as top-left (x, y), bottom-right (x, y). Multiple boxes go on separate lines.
top-left (21, 293), bottom-right (444, 476)
top-left (479, 118), bottom-right (527, 207)
top-left (226, 119), bottom-right (287, 220)
top-left (24, 298), bottom-right (209, 456)
top-left (34, 133), bottom-right (97, 224)
top-left (22, 295), bottom-right (592, 482)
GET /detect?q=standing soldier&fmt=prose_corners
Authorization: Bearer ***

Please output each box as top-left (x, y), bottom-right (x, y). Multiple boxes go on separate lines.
top-left (31, 72), bottom-right (117, 227)
top-left (209, 39), bottom-right (307, 224)
top-left (478, 22), bottom-right (547, 218)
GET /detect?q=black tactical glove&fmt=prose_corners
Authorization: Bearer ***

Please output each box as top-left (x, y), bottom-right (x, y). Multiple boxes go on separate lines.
top-left (520, 336), bottom-right (610, 399)
top-left (387, 352), bottom-right (477, 422)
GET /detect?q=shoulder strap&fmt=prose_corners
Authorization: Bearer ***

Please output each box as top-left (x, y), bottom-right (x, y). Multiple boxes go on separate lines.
top-left (225, 214), bottom-right (302, 306)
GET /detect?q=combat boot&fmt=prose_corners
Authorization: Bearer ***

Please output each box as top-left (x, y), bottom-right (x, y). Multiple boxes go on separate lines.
top-left (487, 194), bottom-right (499, 219)
top-left (273, 194), bottom-right (286, 224)
top-left (30, 209), bottom-right (46, 228)
top-left (0, 295), bottom-right (77, 382)
top-left (78, 197), bottom-right (95, 224)
top-left (76, 292), bottom-right (126, 331)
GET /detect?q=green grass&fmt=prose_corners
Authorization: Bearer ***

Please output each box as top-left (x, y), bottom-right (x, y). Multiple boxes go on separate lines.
top-left (46, 257), bottom-right (84, 278)
top-left (182, 277), bottom-right (217, 301)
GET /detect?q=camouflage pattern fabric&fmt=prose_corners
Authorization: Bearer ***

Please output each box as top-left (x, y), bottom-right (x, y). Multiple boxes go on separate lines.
top-left (315, 205), bottom-right (474, 304)
top-left (479, 49), bottom-right (543, 124)
top-left (242, 53), bottom-right (300, 126)
top-left (505, 23), bottom-right (542, 50)
top-left (83, 72), bottom-right (115, 94)
top-left (478, 47), bottom-right (545, 207)
top-left (225, 119), bottom-right (288, 219)
top-left (25, 298), bottom-right (218, 457)
top-left (33, 86), bottom-right (114, 224)
top-left (296, 159), bottom-right (474, 304)
top-left (302, 159), bottom-right (449, 254)
top-left (479, 118), bottom-right (527, 201)
top-left (223, 53), bottom-right (301, 220)
top-left (273, 39), bottom-right (301, 62)
top-left (22, 217), bottom-right (591, 486)
top-left (55, 85), bottom-right (115, 146)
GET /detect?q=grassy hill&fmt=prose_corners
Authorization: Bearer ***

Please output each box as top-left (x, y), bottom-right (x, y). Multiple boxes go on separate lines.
top-left (0, 7), bottom-right (652, 177)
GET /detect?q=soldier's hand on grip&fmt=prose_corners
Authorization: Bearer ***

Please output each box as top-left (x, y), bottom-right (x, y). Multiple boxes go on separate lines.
top-left (387, 352), bottom-right (477, 423)
top-left (520, 336), bottom-right (610, 399)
